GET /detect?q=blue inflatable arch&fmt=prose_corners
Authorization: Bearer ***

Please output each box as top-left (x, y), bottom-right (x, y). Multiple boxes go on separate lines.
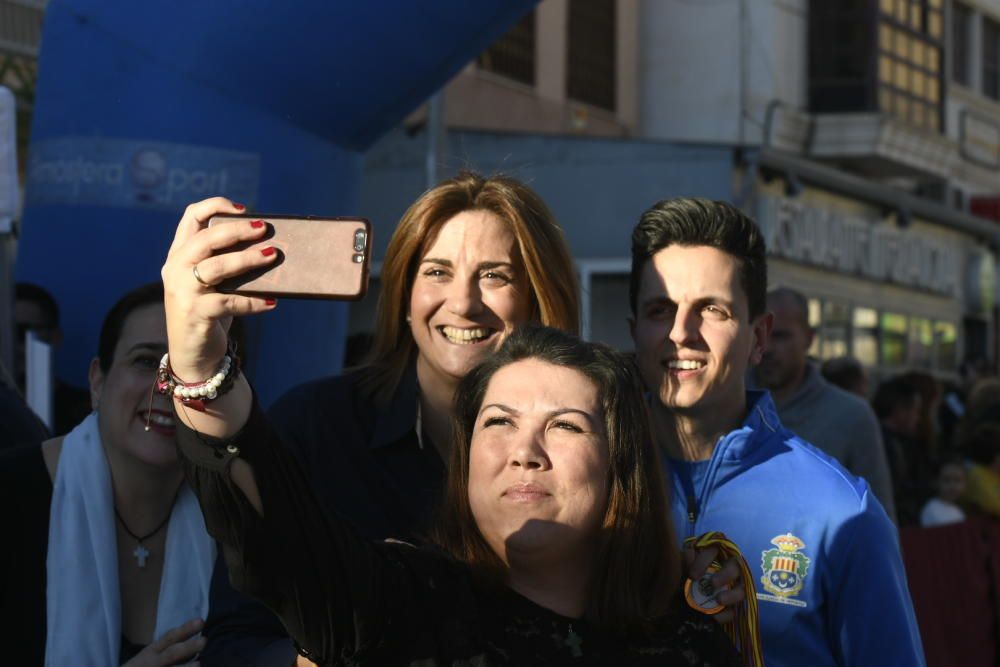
top-left (18, 0), bottom-right (536, 404)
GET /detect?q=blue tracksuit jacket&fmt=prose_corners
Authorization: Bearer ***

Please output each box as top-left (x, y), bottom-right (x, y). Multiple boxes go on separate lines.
top-left (663, 390), bottom-right (925, 667)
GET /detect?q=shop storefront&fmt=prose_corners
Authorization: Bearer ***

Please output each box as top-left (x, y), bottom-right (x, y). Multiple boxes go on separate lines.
top-left (753, 178), bottom-right (996, 380)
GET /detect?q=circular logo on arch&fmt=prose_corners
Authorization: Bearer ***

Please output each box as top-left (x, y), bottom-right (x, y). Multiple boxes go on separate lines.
top-left (130, 149), bottom-right (167, 189)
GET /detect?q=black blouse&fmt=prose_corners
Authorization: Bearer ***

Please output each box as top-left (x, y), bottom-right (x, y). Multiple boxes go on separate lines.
top-left (177, 401), bottom-right (741, 667)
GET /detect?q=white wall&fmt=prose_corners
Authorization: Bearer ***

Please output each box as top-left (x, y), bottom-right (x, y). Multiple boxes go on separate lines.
top-left (638, 0), bottom-right (807, 145)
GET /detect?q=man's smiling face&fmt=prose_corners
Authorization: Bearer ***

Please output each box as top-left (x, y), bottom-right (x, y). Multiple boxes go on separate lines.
top-left (631, 244), bottom-right (767, 418)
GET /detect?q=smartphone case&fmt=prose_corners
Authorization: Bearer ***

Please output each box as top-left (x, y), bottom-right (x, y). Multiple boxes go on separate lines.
top-left (207, 214), bottom-right (372, 300)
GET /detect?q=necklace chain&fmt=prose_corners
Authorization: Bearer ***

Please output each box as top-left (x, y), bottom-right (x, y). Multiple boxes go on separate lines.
top-left (114, 505), bottom-right (172, 544)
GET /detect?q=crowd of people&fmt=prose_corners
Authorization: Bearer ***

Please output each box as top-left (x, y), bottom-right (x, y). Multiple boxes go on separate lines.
top-left (1, 170), bottom-right (994, 665)
top-left (815, 356), bottom-right (1000, 528)
top-left (749, 279), bottom-right (1000, 530)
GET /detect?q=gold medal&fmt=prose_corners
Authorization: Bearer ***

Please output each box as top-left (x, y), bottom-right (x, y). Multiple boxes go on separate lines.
top-left (684, 562), bottom-right (728, 615)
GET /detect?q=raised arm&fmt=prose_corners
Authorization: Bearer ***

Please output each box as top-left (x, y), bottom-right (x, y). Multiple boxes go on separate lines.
top-left (161, 197), bottom-right (279, 512)
top-left (161, 199), bottom-right (473, 664)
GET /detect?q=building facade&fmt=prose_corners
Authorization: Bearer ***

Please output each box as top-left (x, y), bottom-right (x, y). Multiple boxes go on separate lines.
top-left (356, 0), bottom-right (1000, 380)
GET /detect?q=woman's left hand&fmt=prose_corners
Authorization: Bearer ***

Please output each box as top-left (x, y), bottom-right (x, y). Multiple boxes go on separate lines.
top-left (684, 545), bottom-right (746, 624)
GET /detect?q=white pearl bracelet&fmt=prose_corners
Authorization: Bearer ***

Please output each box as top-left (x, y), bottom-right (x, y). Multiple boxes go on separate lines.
top-left (155, 352), bottom-right (239, 407)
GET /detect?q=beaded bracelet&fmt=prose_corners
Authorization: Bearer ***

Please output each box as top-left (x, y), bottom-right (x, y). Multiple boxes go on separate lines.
top-left (155, 348), bottom-right (241, 412)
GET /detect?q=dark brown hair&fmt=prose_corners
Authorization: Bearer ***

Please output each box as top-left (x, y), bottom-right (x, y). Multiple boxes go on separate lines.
top-left (433, 325), bottom-right (681, 637)
top-left (630, 198), bottom-right (768, 319)
top-left (361, 172), bottom-right (579, 404)
top-left (97, 282), bottom-right (164, 373)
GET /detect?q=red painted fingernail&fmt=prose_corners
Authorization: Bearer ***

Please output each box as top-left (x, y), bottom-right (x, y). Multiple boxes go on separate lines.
top-left (233, 202), bottom-right (245, 211)
top-left (250, 220), bottom-right (265, 229)
top-left (265, 298), bottom-right (277, 306)
top-left (261, 246), bottom-right (276, 257)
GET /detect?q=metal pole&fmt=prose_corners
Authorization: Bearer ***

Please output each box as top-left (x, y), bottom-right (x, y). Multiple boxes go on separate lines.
top-left (0, 86), bottom-right (19, 390)
top-left (426, 91), bottom-right (445, 189)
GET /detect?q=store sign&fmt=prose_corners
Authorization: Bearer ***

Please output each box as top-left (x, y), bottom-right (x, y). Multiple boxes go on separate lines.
top-left (756, 195), bottom-right (960, 297)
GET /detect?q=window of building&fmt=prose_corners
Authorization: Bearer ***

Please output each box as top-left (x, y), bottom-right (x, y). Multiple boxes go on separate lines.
top-left (952, 3), bottom-right (972, 85)
top-left (934, 320), bottom-right (958, 368)
top-left (875, 0), bottom-right (943, 130)
top-left (853, 307), bottom-right (880, 366)
top-left (807, 298), bottom-right (823, 357)
top-left (908, 316), bottom-right (934, 368)
top-left (566, 0), bottom-right (616, 111)
top-left (880, 312), bottom-right (909, 365)
top-left (807, 298), bottom-right (956, 374)
top-left (477, 10), bottom-right (536, 86)
top-left (819, 301), bottom-right (851, 359)
top-left (984, 16), bottom-right (1000, 99)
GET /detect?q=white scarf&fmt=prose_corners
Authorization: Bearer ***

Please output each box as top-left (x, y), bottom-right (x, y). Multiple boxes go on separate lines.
top-left (45, 413), bottom-right (216, 666)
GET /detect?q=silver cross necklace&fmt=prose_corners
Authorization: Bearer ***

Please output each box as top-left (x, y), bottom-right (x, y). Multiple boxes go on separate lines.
top-left (114, 505), bottom-right (172, 568)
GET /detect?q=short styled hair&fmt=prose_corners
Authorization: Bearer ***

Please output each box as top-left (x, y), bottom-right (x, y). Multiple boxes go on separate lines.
top-left (16, 282), bottom-right (60, 329)
top-left (362, 171), bottom-right (579, 404)
top-left (434, 325), bottom-right (681, 637)
top-left (629, 198), bottom-right (768, 319)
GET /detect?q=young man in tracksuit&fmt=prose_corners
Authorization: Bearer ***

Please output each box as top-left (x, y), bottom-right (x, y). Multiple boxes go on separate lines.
top-left (628, 198), bottom-right (925, 667)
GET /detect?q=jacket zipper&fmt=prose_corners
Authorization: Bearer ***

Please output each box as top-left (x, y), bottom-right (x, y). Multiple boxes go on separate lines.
top-left (685, 435), bottom-right (728, 538)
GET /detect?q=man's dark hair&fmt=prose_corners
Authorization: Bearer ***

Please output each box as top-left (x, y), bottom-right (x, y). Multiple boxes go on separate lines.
top-left (629, 198), bottom-right (768, 319)
top-left (872, 376), bottom-right (920, 420)
top-left (15, 282), bottom-right (60, 329)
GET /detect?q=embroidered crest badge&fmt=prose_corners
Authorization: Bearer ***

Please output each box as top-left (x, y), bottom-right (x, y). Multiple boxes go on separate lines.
top-left (758, 533), bottom-right (811, 607)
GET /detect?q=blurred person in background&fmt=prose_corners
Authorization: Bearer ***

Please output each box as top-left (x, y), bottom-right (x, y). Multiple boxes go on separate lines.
top-left (755, 287), bottom-right (895, 520)
top-left (938, 356), bottom-right (989, 449)
top-left (900, 370), bottom-right (943, 478)
top-left (820, 356), bottom-right (868, 398)
top-left (873, 376), bottom-right (930, 526)
top-left (0, 283), bottom-right (214, 666)
top-left (919, 457), bottom-right (967, 527)
top-left (957, 423), bottom-right (1000, 518)
top-left (15, 282), bottom-right (94, 435)
top-left (952, 382), bottom-right (1000, 518)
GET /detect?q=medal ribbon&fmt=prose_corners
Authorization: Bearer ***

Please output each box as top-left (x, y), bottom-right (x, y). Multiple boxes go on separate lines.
top-left (683, 531), bottom-right (765, 667)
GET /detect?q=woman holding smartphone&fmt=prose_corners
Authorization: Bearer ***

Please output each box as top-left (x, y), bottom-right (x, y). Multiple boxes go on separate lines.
top-left (188, 173), bottom-right (582, 663)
